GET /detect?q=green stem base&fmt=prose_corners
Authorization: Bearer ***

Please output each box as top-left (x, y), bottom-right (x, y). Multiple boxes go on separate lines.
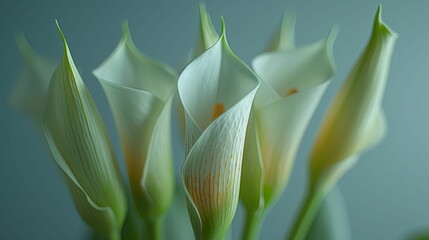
top-left (287, 187), bottom-right (326, 240)
top-left (242, 210), bottom-right (265, 240)
top-left (144, 217), bottom-right (164, 240)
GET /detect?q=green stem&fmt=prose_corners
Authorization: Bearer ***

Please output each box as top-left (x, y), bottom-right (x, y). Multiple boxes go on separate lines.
top-left (242, 210), bottom-right (265, 240)
top-left (287, 188), bottom-right (325, 240)
top-left (144, 217), bottom-right (164, 240)
top-left (108, 230), bottom-right (121, 240)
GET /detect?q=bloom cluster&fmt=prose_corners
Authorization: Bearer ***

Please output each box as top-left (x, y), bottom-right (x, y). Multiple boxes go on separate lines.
top-left (11, 4), bottom-right (397, 240)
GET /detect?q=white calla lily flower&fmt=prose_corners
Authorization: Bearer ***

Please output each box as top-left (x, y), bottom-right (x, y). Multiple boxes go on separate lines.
top-left (239, 14), bottom-right (337, 239)
top-left (43, 23), bottom-right (127, 240)
top-left (179, 20), bottom-right (260, 239)
top-left (288, 6), bottom-right (398, 240)
top-left (93, 23), bottom-right (177, 239)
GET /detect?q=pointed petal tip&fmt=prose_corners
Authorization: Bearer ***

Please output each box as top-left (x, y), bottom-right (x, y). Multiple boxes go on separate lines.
top-left (15, 33), bottom-right (33, 58)
top-left (15, 33), bottom-right (27, 49)
top-left (199, 3), bottom-right (214, 31)
top-left (220, 16), bottom-right (226, 35)
top-left (282, 11), bottom-right (296, 26)
top-left (328, 26), bottom-right (340, 42)
top-left (55, 20), bottom-right (69, 54)
top-left (121, 20), bottom-right (130, 39)
top-left (373, 4), bottom-right (398, 39)
top-left (199, 2), bottom-right (207, 15)
top-left (325, 26), bottom-right (339, 52)
top-left (281, 11), bottom-right (297, 33)
top-left (118, 22), bottom-right (141, 56)
top-left (324, 26), bottom-right (339, 74)
top-left (281, 12), bottom-right (296, 40)
top-left (55, 20), bottom-right (65, 42)
top-left (195, 3), bottom-right (220, 54)
top-left (376, 4), bottom-right (382, 21)
top-left (219, 17), bottom-right (231, 48)
top-left (121, 21), bottom-right (135, 47)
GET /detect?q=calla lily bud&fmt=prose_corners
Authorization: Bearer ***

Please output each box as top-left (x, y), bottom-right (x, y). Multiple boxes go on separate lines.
top-left (240, 13), bottom-right (337, 217)
top-left (179, 19), bottom-right (260, 239)
top-left (309, 5), bottom-right (398, 188)
top-left (10, 35), bottom-right (56, 127)
top-left (93, 23), bottom-right (177, 237)
top-left (288, 6), bottom-right (398, 240)
top-left (43, 23), bottom-right (127, 239)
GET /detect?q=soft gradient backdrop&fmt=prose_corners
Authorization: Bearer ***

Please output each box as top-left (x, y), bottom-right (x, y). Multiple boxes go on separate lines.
top-left (1, 0), bottom-right (428, 239)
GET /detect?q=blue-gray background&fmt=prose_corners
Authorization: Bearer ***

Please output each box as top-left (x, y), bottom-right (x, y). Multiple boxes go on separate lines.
top-left (1, 0), bottom-right (428, 239)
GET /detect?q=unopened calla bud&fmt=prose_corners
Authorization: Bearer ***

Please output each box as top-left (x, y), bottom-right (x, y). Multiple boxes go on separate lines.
top-left (288, 6), bottom-right (397, 240)
top-left (43, 22), bottom-right (127, 239)
top-left (310, 5), bottom-right (398, 187)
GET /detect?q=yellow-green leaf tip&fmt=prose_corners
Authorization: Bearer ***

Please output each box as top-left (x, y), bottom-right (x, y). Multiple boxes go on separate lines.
top-left (373, 4), bottom-right (399, 38)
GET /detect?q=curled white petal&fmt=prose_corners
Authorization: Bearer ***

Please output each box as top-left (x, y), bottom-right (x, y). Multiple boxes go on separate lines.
top-left (93, 23), bottom-right (177, 218)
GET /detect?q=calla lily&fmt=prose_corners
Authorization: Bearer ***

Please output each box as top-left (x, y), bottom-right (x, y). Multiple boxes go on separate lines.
top-left (288, 6), bottom-right (398, 240)
top-left (178, 19), bottom-right (260, 239)
top-left (93, 23), bottom-right (177, 239)
top-left (239, 14), bottom-right (337, 239)
top-left (10, 34), bottom-right (56, 127)
top-left (43, 23), bottom-right (127, 240)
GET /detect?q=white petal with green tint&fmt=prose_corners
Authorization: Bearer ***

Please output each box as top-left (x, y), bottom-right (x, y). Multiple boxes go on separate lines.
top-left (10, 35), bottom-right (56, 127)
top-left (179, 21), bottom-right (260, 239)
top-left (43, 23), bottom-right (126, 239)
top-left (179, 4), bottom-right (220, 141)
top-left (256, 80), bottom-right (330, 203)
top-left (253, 28), bottom-right (337, 107)
top-left (93, 23), bottom-right (177, 222)
top-left (240, 28), bottom-right (337, 215)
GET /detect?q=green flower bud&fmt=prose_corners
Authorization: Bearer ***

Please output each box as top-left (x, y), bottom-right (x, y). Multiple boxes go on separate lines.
top-left (43, 22), bottom-right (127, 239)
top-left (310, 5), bottom-right (398, 187)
